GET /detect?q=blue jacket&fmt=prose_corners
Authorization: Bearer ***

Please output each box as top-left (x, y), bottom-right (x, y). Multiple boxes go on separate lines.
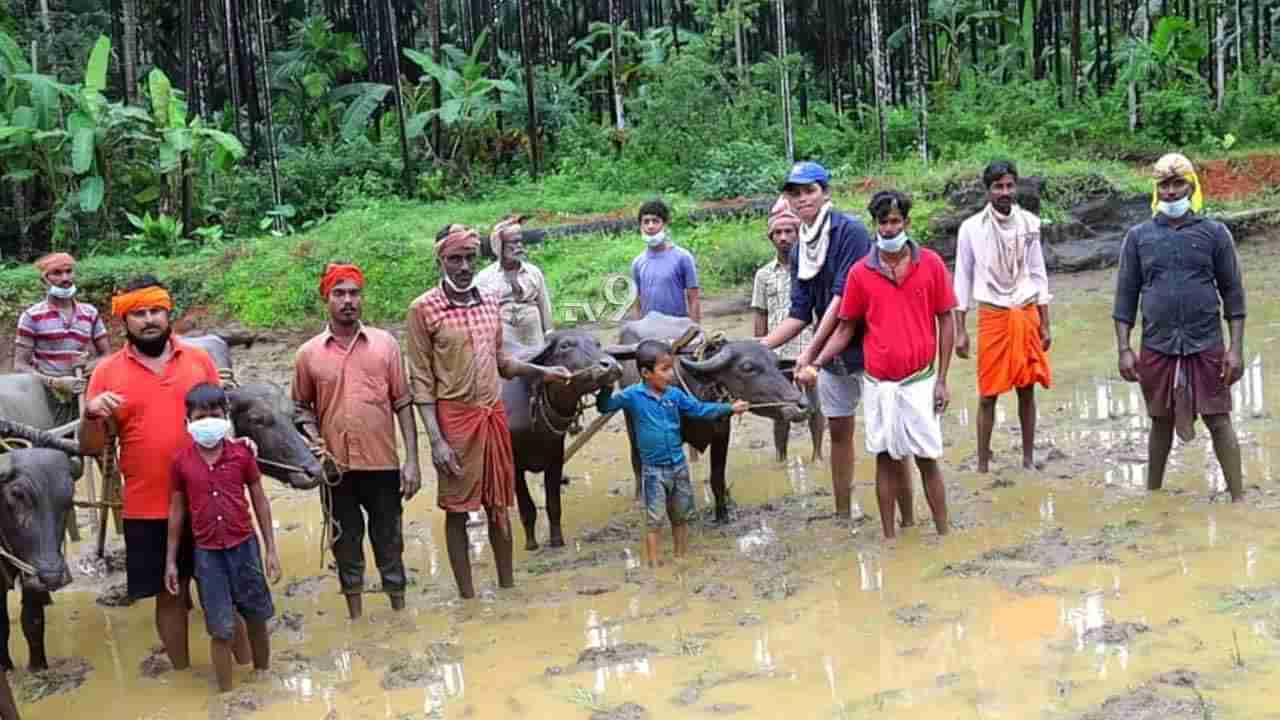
top-left (596, 383), bottom-right (733, 467)
top-left (787, 209), bottom-right (872, 374)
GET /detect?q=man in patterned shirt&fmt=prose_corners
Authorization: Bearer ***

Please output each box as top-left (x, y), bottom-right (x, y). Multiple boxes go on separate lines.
top-left (14, 252), bottom-right (111, 425)
top-left (752, 198), bottom-right (825, 462)
top-left (407, 224), bottom-right (572, 600)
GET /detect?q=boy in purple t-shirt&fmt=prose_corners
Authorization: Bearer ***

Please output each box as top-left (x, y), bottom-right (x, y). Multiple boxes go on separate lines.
top-left (631, 199), bottom-right (701, 322)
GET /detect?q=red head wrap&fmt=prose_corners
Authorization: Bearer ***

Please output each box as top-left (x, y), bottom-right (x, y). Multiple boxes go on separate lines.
top-left (319, 263), bottom-right (365, 299)
top-left (435, 226), bottom-right (481, 258)
top-left (34, 252), bottom-right (75, 276)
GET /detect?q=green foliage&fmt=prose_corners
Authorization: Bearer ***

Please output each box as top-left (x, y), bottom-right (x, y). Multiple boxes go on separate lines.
top-left (690, 139), bottom-right (788, 199)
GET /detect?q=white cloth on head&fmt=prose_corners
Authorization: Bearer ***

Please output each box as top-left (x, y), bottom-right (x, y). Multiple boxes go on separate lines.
top-left (796, 201), bottom-right (833, 281)
top-left (862, 369), bottom-right (942, 460)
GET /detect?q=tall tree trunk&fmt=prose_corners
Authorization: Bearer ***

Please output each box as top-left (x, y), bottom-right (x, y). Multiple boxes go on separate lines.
top-left (222, 0), bottom-right (245, 141)
top-left (777, 0), bottom-right (794, 163)
top-left (252, 0), bottom-right (283, 226)
top-left (909, 0), bottom-right (928, 165)
top-left (519, 0), bottom-right (541, 176)
top-left (426, 0), bottom-right (443, 157)
top-left (1128, 8), bottom-right (1146, 131)
top-left (122, 0), bottom-right (140, 103)
top-left (869, 0), bottom-right (889, 163)
top-left (672, 0), bottom-right (682, 54)
top-left (181, 0), bottom-right (195, 234)
top-left (384, 0), bottom-right (414, 191)
top-left (1070, 0), bottom-right (1082, 100)
top-left (609, 0), bottom-right (626, 133)
top-left (734, 0), bottom-right (747, 84)
top-left (1215, 8), bottom-right (1226, 111)
top-left (1052, 0), bottom-right (1063, 105)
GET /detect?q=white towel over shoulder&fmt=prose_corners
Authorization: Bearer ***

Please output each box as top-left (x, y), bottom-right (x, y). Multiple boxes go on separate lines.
top-left (862, 372), bottom-right (943, 460)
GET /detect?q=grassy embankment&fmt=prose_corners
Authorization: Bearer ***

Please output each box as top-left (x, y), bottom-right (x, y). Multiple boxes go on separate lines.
top-left (0, 149), bottom-right (1276, 332)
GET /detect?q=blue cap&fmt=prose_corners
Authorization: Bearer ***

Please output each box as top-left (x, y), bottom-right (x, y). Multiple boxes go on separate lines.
top-left (781, 161), bottom-right (830, 190)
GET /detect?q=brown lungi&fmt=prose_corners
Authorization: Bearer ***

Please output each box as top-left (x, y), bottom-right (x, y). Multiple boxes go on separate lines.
top-left (1137, 346), bottom-right (1231, 440)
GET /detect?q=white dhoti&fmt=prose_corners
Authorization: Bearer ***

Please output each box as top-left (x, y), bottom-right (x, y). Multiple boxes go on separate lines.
top-left (862, 367), bottom-right (943, 461)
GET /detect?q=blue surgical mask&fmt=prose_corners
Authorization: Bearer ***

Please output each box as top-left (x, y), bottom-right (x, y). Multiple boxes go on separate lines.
top-left (47, 284), bottom-right (77, 299)
top-left (644, 230), bottom-right (667, 248)
top-left (1157, 197), bottom-right (1191, 219)
top-left (876, 232), bottom-right (909, 253)
top-left (188, 417), bottom-right (231, 448)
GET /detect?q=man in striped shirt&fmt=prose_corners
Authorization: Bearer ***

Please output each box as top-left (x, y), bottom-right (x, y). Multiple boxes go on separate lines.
top-left (13, 253), bottom-right (111, 425)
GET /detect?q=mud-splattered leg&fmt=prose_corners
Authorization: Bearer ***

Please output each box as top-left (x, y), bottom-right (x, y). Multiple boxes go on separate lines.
top-left (514, 470), bottom-right (539, 551)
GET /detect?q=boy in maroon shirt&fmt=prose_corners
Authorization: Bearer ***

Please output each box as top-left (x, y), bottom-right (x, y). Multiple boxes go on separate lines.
top-left (803, 191), bottom-right (957, 540)
top-left (165, 383), bottom-right (281, 692)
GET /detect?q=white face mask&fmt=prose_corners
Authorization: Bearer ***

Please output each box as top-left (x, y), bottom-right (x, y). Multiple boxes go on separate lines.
top-left (643, 230), bottom-right (667, 248)
top-left (876, 232), bottom-right (909, 253)
top-left (188, 417), bottom-right (231, 449)
top-left (443, 274), bottom-right (474, 294)
top-left (1157, 196), bottom-right (1191, 218)
top-left (47, 284), bottom-right (77, 299)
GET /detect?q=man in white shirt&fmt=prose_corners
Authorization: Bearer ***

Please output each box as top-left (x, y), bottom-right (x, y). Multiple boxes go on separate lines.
top-left (953, 160), bottom-right (1053, 473)
top-left (475, 216), bottom-right (555, 346)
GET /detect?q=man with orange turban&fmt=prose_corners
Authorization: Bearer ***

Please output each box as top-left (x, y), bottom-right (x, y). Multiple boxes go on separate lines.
top-left (751, 196), bottom-right (825, 462)
top-left (81, 274), bottom-right (225, 674)
top-left (474, 215), bottom-right (555, 346)
top-left (14, 252), bottom-right (111, 425)
top-left (292, 261), bottom-right (420, 619)
top-left (953, 160), bottom-right (1052, 473)
top-left (407, 224), bottom-right (572, 600)
top-left (1114, 152), bottom-right (1246, 501)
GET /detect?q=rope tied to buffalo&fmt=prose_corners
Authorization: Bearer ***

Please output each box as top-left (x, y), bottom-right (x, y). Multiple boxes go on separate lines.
top-left (0, 437), bottom-right (39, 578)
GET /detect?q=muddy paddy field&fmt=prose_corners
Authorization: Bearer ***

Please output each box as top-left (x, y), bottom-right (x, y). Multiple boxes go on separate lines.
top-left (11, 237), bottom-right (1280, 719)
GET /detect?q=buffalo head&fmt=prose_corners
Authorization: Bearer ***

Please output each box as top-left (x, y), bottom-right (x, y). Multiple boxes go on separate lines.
top-left (0, 449), bottom-right (74, 593)
top-left (680, 341), bottom-right (810, 422)
top-left (228, 383), bottom-right (324, 490)
top-left (528, 330), bottom-right (623, 401)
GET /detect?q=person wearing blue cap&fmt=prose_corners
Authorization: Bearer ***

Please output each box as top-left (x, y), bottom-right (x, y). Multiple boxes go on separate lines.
top-left (761, 161), bottom-right (874, 521)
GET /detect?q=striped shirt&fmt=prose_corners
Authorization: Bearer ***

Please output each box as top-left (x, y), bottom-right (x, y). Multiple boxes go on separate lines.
top-left (15, 299), bottom-right (108, 375)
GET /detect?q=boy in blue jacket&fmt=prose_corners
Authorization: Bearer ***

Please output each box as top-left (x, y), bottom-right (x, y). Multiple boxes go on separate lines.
top-left (598, 340), bottom-right (748, 567)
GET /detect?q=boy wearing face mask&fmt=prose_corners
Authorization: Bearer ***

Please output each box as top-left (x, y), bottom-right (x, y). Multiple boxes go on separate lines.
top-left (806, 191), bottom-right (957, 540)
top-left (630, 199), bottom-right (702, 323)
top-left (14, 252), bottom-right (111, 425)
top-left (165, 383), bottom-right (281, 692)
top-left (1113, 152), bottom-right (1247, 501)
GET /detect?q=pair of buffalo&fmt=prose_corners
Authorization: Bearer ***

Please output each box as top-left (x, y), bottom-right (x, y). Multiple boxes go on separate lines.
top-left (0, 315), bottom-right (810, 670)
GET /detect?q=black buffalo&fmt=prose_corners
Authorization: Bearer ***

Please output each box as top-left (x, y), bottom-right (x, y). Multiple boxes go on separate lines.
top-left (0, 449), bottom-right (77, 671)
top-left (614, 313), bottom-right (809, 522)
top-left (501, 330), bottom-right (623, 549)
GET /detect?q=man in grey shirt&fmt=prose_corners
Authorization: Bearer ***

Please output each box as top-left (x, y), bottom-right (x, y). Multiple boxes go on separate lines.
top-left (1113, 152), bottom-right (1247, 501)
top-left (631, 199), bottom-right (701, 322)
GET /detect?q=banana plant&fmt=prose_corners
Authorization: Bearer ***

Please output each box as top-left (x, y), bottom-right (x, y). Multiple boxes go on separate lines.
top-left (403, 29), bottom-right (519, 177)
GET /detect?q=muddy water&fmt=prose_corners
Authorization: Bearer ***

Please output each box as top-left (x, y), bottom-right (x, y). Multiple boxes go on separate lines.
top-left (12, 242), bottom-right (1280, 719)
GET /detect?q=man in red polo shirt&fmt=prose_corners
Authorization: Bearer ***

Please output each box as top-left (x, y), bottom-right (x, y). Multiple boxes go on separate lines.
top-left (81, 275), bottom-right (223, 672)
top-left (802, 191), bottom-right (956, 540)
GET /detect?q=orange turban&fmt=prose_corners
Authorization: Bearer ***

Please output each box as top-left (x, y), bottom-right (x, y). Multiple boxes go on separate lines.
top-left (435, 226), bottom-right (481, 258)
top-left (34, 252), bottom-right (75, 276)
top-left (111, 286), bottom-right (173, 318)
top-left (319, 263), bottom-right (365, 299)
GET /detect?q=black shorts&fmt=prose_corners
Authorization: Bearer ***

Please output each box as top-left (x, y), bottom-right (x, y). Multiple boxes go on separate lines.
top-left (124, 519), bottom-right (195, 601)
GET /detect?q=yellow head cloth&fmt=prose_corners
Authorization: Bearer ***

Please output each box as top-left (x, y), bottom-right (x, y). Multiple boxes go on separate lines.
top-left (1150, 153), bottom-right (1204, 216)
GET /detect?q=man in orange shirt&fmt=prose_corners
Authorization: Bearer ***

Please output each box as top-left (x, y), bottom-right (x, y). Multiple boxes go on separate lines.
top-left (293, 263), bottom-right (421, 620)
top-left (81, 275), bottom-right (224, 672)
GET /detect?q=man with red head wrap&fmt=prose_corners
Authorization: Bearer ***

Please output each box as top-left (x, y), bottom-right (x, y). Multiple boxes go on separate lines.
top-left (292, 262), bottom-right (420, 619)
top-left (14, 251), bottom-right (111, 425)
top-left (406, 224), bottom-right (572, 600)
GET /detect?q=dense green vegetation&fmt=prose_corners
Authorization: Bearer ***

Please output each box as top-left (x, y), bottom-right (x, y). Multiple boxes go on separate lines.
top-left (0, 0), bottom-right (1277, 329)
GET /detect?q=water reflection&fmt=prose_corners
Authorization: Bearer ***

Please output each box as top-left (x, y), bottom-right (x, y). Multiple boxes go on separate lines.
top-left (422, 661), bottom-right (465, 716)
top-left (754, 628), bottom-right (775, 672)
top-left (1232, 354), bottom-right (1266, 419)
top-left (1063, 590), bottom-right (1106, 651)
top-left (466, 511), bottom-right (489, 562)
top-left (1104, 461), bottom-right (1147, 491)
top-left (583, 609), bottom-right (653, 694)
top-left (1039, 494), bottom-right (1056, 523)
top-left (858, 552), bottom-right (882, 592)
top-left (738, 521), bottom-right (778, 555)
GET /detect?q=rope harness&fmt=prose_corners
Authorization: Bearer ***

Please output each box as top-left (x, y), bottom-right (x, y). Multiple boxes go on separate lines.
top-left (531, 369), bottom-right (600, 437)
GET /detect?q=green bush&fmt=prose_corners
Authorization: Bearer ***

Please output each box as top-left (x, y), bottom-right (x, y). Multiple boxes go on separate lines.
top-left (690, 140), bottom-right (789, 200)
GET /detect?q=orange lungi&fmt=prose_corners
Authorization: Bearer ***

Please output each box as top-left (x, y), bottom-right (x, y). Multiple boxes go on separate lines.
top-left (977, 304), bottom-right (1052, 398)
